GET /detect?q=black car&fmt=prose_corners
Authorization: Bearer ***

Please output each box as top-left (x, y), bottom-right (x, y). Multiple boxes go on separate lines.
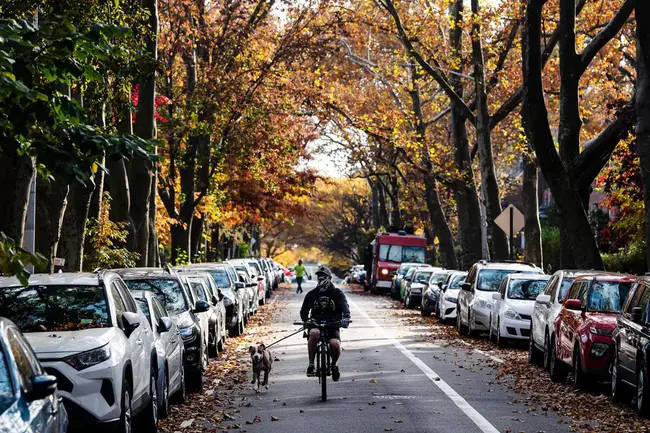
top-left (611, 275), bottom-right (650, 415)
top-left (0, 317), bottom-right (68, 433)
top-left (114, 267), bottom-right (210, 392)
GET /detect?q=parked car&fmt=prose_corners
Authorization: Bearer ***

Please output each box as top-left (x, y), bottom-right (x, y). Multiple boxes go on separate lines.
top-left (177, 272), bottom-right (226, 359)
top-left (0, 317), bottom-right (68, 433)
top-left (244, 259), bottom-right (265, 308)
top-left (488, 274), bottom-right (551, 347)
top-left (0, 272), bottom-right (158, 433)
top-left (403, 267), bottom-right (437, 308)
top-left (390, 262), bottom-right (423, 300)
top-left (529, 270), bottom-right (604, 369)
top-left (550, 274), bottom-right (634, 388)
top-left (401, 266), bottom-right (442, 302)
top-left (226, 260), bottom-right (257, 316)
top-left (457, 261), bottom-right (543, 337)
top-left (115, 267), bottom-right (209, 394)
top-left (611, 275), bottom-right (650, 415)
top-left (427, 271), bottom-right (467, 321)
top-left (176, 263), bottom-right (246, 339)
top-left (421, 270), bottom-right (453, 316)
top-left (132, 290), bottom-right (185, 417)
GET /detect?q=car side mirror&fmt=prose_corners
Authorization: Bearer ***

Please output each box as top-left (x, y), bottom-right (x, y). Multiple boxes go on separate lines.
top-left (158, 317), bottom-right (173, 333)
top-left (218, 291), bottom-right (224, 301)
top-left (565, 299), bottom-right (582, 310)
top-left (193, 300), bottom-right (211, 313)
top-left (437, 281), bottom-right (443, 289)
top-left (536, 294), bottom-right (551, 305)
top-left (122, 311), bottom-right (141, 337)
top-left (25, 374), bottom-right (58, 402)
top-left (235, 282), bottom-right (245, 290)
top-left (461, 282), bottom-right (472, 292)
top-left (211, 295), bottom-right (219, 305)
top-left (631, 307), bottom-right (643, 324)
top-left (247, 282), bottom-right (256, 288)
top-left (492, 293), bottom-right (502, 301)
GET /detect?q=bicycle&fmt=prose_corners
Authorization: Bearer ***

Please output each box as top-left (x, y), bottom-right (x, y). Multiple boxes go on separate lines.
top-left (294, 319), bottom-right (351, 402)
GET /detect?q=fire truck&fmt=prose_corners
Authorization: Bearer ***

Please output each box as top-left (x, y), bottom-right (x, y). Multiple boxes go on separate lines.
top-left (367, 231), bottom-right (427, 295)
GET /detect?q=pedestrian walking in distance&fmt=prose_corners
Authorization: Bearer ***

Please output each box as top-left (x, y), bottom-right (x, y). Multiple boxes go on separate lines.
top-left (294, 260), bottom-right (307, 294)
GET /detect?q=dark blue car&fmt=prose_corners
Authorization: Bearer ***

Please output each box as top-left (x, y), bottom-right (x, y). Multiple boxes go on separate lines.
top-left (0, 317), bottom-right (67, 433)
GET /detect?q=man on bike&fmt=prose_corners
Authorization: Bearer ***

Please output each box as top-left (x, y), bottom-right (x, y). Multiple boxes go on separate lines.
top-left (300, 265), bottom-right (350, 381)
top-left (294, 260), bottom-right (307, 294)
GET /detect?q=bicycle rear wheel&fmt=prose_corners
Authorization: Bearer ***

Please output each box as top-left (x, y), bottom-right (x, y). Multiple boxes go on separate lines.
top-left (320, 347), bottom-right (327, 402)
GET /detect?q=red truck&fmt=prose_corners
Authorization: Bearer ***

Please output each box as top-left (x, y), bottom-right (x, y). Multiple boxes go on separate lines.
top-left (368, 232), bottom-right (427, 295)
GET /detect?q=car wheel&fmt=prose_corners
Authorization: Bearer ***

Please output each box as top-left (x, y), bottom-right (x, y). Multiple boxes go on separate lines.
top-left (496, 320), bottom-right (506, 348)
top-left (159, 369), bottom-right (170, 419)
top-left (202, 340), bottom-right (209, 372)
top-left (119, 378), bottom-right (133, 433)
top-left (140, 368), bottom-right (159, 433)
top-left (209, 326), bottom-right (218, 358)
top-left (572, 346), bottom-right (586, 390)
top-left (638, 363), bottom-right (650, 416)
top-left (612, 349), bottom-right (628, 403)
top-left (171, 365), bottom-right (186, 404)
top-left (187, 366), bottom-right (203, 393)
top-left (457, 308), bottom-right (467, 335)
top-left (239, 317), bottom-right (245, 336)
top-left (549, 337), bottom-right (567, 382)
top-left (467, 310), bottom-right (476, 338)
top-left (543, 332), bottom-right (551, 371)
top-left (528, 326), bottom-right (541, 366)
top-left (421, 301), bottom-right (431, 316)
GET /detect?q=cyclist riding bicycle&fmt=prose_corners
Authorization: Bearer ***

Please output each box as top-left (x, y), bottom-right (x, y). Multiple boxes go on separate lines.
top-left (300, 265), bottom-right (350, 381)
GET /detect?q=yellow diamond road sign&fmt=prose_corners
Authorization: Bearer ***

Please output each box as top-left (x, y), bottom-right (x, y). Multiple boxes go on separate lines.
top-left (495, 205), bottom-right (525, 238)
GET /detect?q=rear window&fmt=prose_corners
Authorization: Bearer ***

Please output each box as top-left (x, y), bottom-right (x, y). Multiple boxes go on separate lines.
top-left (205, 269), bottom-right (231, 289)
top-left (123, 279), bottom-right (189, 315)
top-left (0, 285), bottom-right (109, 331)
top-left (587, 281), bottom-right (632, 313)
top-left (448, 274), bottom-right (466, 290)
top-left (414, 271), bottom-right (433, 283)
top-left (430, 272), bottom-right (449, 284)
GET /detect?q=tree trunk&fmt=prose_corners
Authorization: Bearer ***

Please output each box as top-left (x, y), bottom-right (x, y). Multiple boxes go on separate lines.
top-left (171, 224), bottom-right (191, 265)
top-left (377, 180), bottom-right (389, 229)
top-left (450, 0), bottom-right (483, 270)
top-left (0, 155), bottom-right (34, 246)
top-left (637, 0), bottom-right (650, 269)
top-left (388, 175), bottom-right (401, 230)
top-left (190, 215), bottom-right (204, 261)
top-left (424, 175), bottom-right (458, 269)
top-left (370, 178), bottom-right (381, 231)
top-left (147, 172), bottom-right (159, 267)
top-left (128, 158), bottom-right (152, 266)
top-left (471, 0), bottom-right (509, 261)
top-left (59, 181), bottom-right (95, 271)
top-left (522, 154), bottom-right (543, 268)
top-left (521, 0), bottom-right (604, 270)
top-left (35, 178), bottom-right (69, 272)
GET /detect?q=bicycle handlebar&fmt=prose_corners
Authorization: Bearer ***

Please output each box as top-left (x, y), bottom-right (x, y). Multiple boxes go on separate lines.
top-left (293, 320), bottom-right (352, 327)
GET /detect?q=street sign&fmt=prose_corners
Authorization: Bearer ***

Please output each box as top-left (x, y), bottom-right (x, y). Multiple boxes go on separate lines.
top-left (53, 257), bottom-right (66, 267)
top-left (495, 205), bottom-right (525, 238)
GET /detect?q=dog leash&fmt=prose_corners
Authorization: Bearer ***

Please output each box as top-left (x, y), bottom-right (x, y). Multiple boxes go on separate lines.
top-left (264, 327), bottom-right (306, 349)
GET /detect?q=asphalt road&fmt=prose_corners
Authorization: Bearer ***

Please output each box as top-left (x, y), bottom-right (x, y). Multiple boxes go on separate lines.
top-left (233, 281), bottom-right (573, 433)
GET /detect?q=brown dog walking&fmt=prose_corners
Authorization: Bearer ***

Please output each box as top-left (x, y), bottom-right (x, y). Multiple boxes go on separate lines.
top-left (249, 343), bottom-right (273, 393)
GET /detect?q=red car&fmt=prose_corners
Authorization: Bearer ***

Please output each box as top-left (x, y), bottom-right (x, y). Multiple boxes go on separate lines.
top-left (550, 274), bottom-right (634, 388)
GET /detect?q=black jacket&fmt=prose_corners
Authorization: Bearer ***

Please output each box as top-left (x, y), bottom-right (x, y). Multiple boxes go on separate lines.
top-left (300, 284), bottom-right (350, 324)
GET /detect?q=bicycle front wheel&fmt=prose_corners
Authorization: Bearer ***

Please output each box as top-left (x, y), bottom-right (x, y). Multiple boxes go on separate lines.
top-left (320, 347), bottom-right (327, 402)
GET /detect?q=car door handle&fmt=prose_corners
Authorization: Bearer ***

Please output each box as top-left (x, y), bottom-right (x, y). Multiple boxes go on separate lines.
top-left (137, 338), bottom-right (143, 346)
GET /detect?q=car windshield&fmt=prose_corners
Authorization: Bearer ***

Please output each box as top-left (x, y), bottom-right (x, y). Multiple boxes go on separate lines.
top-left (448, 274), bottom-right (466, 290)
top-left (379, 245), bottom-right (425, 263)
top-left (0, 285), bottom-right (109, 332)
top-left (247, 262), bottom-right (262, 276)
top-left (558, 277), bottom-right (575, 300)
top-left (123, 279), bottom-right (189, 315)
top-left (414, 271), bottom-right (433, 283)
top-left (477, 269), bottom-right (532, 292)
top-left (0, 345), bottom-right (14, 414)
top-left (587, 282), bottom-right (631, 313)
top-left (398, 266), bottom-right (413, 276)
top-left (508, 279), bottom-right (548, 300)
top-left (203, 269), bottom-right (231, 289)
top-left (430, 272), bottom-right (448, 284)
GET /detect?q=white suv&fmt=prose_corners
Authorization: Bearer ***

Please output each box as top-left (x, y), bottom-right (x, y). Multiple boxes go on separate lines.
top-left (0, 272), bottom-right (159, 433)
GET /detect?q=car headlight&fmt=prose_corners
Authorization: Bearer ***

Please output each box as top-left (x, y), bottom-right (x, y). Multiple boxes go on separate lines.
top-left (444, 296), bottom-right (457, 303)
top-left (474, 299), bottom-right (493, 310)
top-left (590, 342), bottom-right (610, 357)
top-left (179, 324), bottom-right (199, 343)
top-left (63, 345), bottom-right (111, 371)
top-left (381, 268), bottom-right (389, 276)
top-left (588, 326), bottom-right (613, 336)
top-left (503, 309), bottom-right (522, 320)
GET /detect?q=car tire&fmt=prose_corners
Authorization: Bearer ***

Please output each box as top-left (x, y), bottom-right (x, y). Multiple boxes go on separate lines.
top-left (171, 366), bottom-right (186, 404)
top-left (549, 337), bottom-right (567, 382)
top-left (638, 362), bottom-right (650, 417)
top-left (140, 368), bottom-right (159, 433)
top-left (611, 349), bottom-right (629, 403)
top-left (543, 332), bottom-right (552, 371)
top-left (119, 377), bottom-right (133, 433)
top-left (187, 366), bottom-right (203, 393)
top-left (467, 310), bottom-right (477, 338)
top-left (421, 302), bottom-right (431, 316)
top-left (457, 308), bottom-right (467, 335)
top-left (209, 326), bottom-right (218, 358)
top-left (572, 346), bottom-right (586, 390)
top-left (496, 320), bottom-right (506, 348)
top-left (159, 369), bottom-right (170, 419)
top-left (528, 326), bottom-right (541, 366)
top-left (239, 317), bottom-right (245, 336)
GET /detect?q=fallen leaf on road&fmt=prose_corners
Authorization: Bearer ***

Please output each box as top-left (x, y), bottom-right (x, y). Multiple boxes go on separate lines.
top-left (180, 419), bottom-right (194, 428)
top-left (384, 429), bottom-right (393, 432)
top-left (369, 379), bottom-right (377, 383)
top-left (271, 416), bottom-right (280, 421)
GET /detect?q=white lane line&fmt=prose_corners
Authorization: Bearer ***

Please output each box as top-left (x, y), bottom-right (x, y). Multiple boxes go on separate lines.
top-left (473, 349), bottom-right (505, 364)
top-left (349, 297), bottom-right (500, 433)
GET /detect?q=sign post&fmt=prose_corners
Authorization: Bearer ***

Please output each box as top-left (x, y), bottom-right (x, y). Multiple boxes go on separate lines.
top-left (495, 205), bottom-right (525, 261)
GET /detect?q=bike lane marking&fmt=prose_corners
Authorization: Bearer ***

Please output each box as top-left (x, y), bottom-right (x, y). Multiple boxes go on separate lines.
top-left (348, 297), bottom-right (500, 433)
